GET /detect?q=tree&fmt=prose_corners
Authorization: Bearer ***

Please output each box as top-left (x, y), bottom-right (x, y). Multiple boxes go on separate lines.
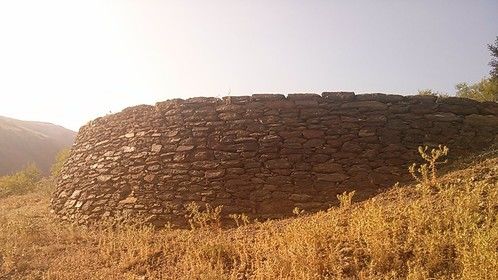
top-left (51, 148), bottom-right (71, 177)
top-left (455, 78), bottom-right (498, 102)
top-left (0, 163), bottom-right (42, 197)
top-left (489, 36), bottom-right (498, 79)
top-left (455, 37), bottom-right (498, 102)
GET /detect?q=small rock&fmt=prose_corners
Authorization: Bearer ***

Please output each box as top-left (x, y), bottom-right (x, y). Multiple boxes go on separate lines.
top-left (312, 162), bottom-right (343, 173)
top-left (265, 159), bottom-right (291, 169)
top-left (205, 169), bottom-right (225, 179)
top-left (144, 174), bottom-right (156, 183)
top-left (316, 173), bottom-right (349, 182)
top-left (302, 130), bottom-right (324, 139)
top-left (359, 129), bottom-right (376, 137)
top-left (97, 175), bottom-right (112, 182)
top-left (70, 190), bottom-right (82, 199)
top-left (176, 145), bottom-right (194, 151)
top-left (122, 146), bottom-right (136, 153)
top-left (151, 144), bottom-right (162, 153)
top-left (119, 196), bottom-right (137, 204)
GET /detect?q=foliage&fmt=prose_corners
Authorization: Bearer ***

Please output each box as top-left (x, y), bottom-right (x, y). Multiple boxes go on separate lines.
top-left (185, 202), bottom-right (223, 230)
top-left (421, 37), bottom-right (498, 102)
top-left (489, 36), bottom-right (498, 79)
top-left (0, 163), bottom-right (42, 198)
top-left (0, 148), bottom-right (497, 279)
top-left (455, 77), bottom-right (498, 102)
top-left (453, 36), bottom-right (498, 102)
top-left (50, 148), bottom-right (71, 178)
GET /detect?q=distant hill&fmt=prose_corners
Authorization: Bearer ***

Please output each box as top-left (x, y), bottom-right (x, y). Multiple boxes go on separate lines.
top-left (0, 116), bottom-right (76, 175)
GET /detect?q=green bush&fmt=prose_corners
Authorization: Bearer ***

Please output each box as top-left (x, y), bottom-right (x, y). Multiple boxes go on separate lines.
top-left (455, 78), bottom-right (498, 102)
top-left (50, 148), bottom-right (71, 178)
top-left (0, 163), bottom-right (42, 198)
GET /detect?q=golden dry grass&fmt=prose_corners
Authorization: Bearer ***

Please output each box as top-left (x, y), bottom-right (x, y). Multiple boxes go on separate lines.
top-left (1, 150), bottom-right (497, 280)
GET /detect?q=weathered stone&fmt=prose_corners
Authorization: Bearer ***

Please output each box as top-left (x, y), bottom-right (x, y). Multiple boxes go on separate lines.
top-left (425, 112), bottom-right (460, 122)
top-left (205, 169), bottom-right (225, 179)
top-left (356, 93), bottom-right (404, 102)
top-left (287, 93), bottom-right (321, 100)
top-left (122, 146), bottom-right (136, 153)
top-left (144, 174), bottom-right (156, 183)
top-left (358, 129), bottom-right (376, 137)
top-left (97, 175), bottom-right (112, 182)
top-left (322, 91), bottom-right (355, 100)
top-left (302, 130), bottom-right (324, 139)
top-left (147, 165), bottom-right (161, 171)
top-left (119, 196), bottom-right (137, 204)
top-left (341, 101), bottom-right (387, 110)
top-left (265, 159), bottom-right (291, 169)
top-left (316, 173), bottom-right (349, 182)
top-left (251, 94), bottom-right (285, 101)
top-left (464, 114), bottom-right (498, 126)
top-left (70, 190), bottom-right (82, 199)
top-left (151, 144), bottom-right (162, 153)
top-left (176, 145), bottom-right (194, 151)
top-left (312, 162), bottom-right (343, 173)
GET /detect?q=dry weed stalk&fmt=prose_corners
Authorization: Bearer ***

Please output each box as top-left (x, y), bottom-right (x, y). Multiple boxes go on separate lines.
top-left (409, 145), bottom-right (449, 186)
top-left (185, 202), bottom-right (223, 230)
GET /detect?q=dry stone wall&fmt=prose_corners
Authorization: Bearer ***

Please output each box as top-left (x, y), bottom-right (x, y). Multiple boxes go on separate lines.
top-left (51, 92), bottom-right (498, 227)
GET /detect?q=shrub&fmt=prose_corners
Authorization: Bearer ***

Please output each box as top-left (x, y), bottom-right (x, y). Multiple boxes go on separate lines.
top-left (50, 148), bottom-right (71, 178)
top-left (409, 145), bottom-right (449, 187)
top-left (455, 78), bottom-right (498, 102)
top-left (0, 163), bottom-right (42, 198)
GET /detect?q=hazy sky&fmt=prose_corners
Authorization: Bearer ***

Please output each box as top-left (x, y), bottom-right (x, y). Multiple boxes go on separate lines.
top-left (0, 0), bottom-right (497, 130)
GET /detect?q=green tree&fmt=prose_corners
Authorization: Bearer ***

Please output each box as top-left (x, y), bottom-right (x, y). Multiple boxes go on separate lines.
top-left (488, 36), bottom-right (498, 79)
top-left (455, 37), bottom-right (498, 102)
top-left (455, 78), bottom-right (498, 102)
top-left (51, 148), bottom-right (71, 177)
top-left (0, 163), bottom-right (42, 197)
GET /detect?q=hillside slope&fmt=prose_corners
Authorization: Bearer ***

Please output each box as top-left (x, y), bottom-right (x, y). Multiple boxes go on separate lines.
top-left (0, 147), bottom-right (496, 279)
top-left (0, 116), bottom-right (76, 175)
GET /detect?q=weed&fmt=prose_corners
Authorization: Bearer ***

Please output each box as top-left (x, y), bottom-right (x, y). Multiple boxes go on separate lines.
top-left (185, 202), bottom-right (223, 230)
top-left (337, 190), bottom-right (356, 209)
top-left (409, 145), bottom-right (449, 187)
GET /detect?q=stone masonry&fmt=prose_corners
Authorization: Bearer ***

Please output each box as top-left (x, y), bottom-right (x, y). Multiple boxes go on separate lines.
top-left (51, 92), bottom-right (498, 227)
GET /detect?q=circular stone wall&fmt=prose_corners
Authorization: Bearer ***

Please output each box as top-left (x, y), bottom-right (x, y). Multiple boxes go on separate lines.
top-left (51, 92), bottom-right (498, 227)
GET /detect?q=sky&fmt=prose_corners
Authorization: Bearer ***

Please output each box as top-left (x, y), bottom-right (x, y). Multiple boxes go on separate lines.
top-left (0, 0), bottom-right (497, 131)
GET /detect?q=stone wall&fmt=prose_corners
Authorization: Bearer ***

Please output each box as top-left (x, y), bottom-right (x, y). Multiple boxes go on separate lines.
top-left (51, 92), bottom-right (498, 227)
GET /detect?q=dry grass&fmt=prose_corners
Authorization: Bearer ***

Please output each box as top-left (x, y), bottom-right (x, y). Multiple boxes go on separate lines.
top-left (1, 149), bottom-right (497, 279)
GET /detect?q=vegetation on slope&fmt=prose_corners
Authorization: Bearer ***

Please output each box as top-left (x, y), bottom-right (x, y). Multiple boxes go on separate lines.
top-left (0, 163), bottom-right (42, 198)
top-left (0, 147), bottom-right (497, 279)
top-left (0, 116), bottom-right (75, 176)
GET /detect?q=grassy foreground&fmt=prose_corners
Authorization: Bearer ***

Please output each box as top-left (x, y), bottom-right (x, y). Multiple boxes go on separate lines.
top-left (1, 150), bottom-right (497, 279)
